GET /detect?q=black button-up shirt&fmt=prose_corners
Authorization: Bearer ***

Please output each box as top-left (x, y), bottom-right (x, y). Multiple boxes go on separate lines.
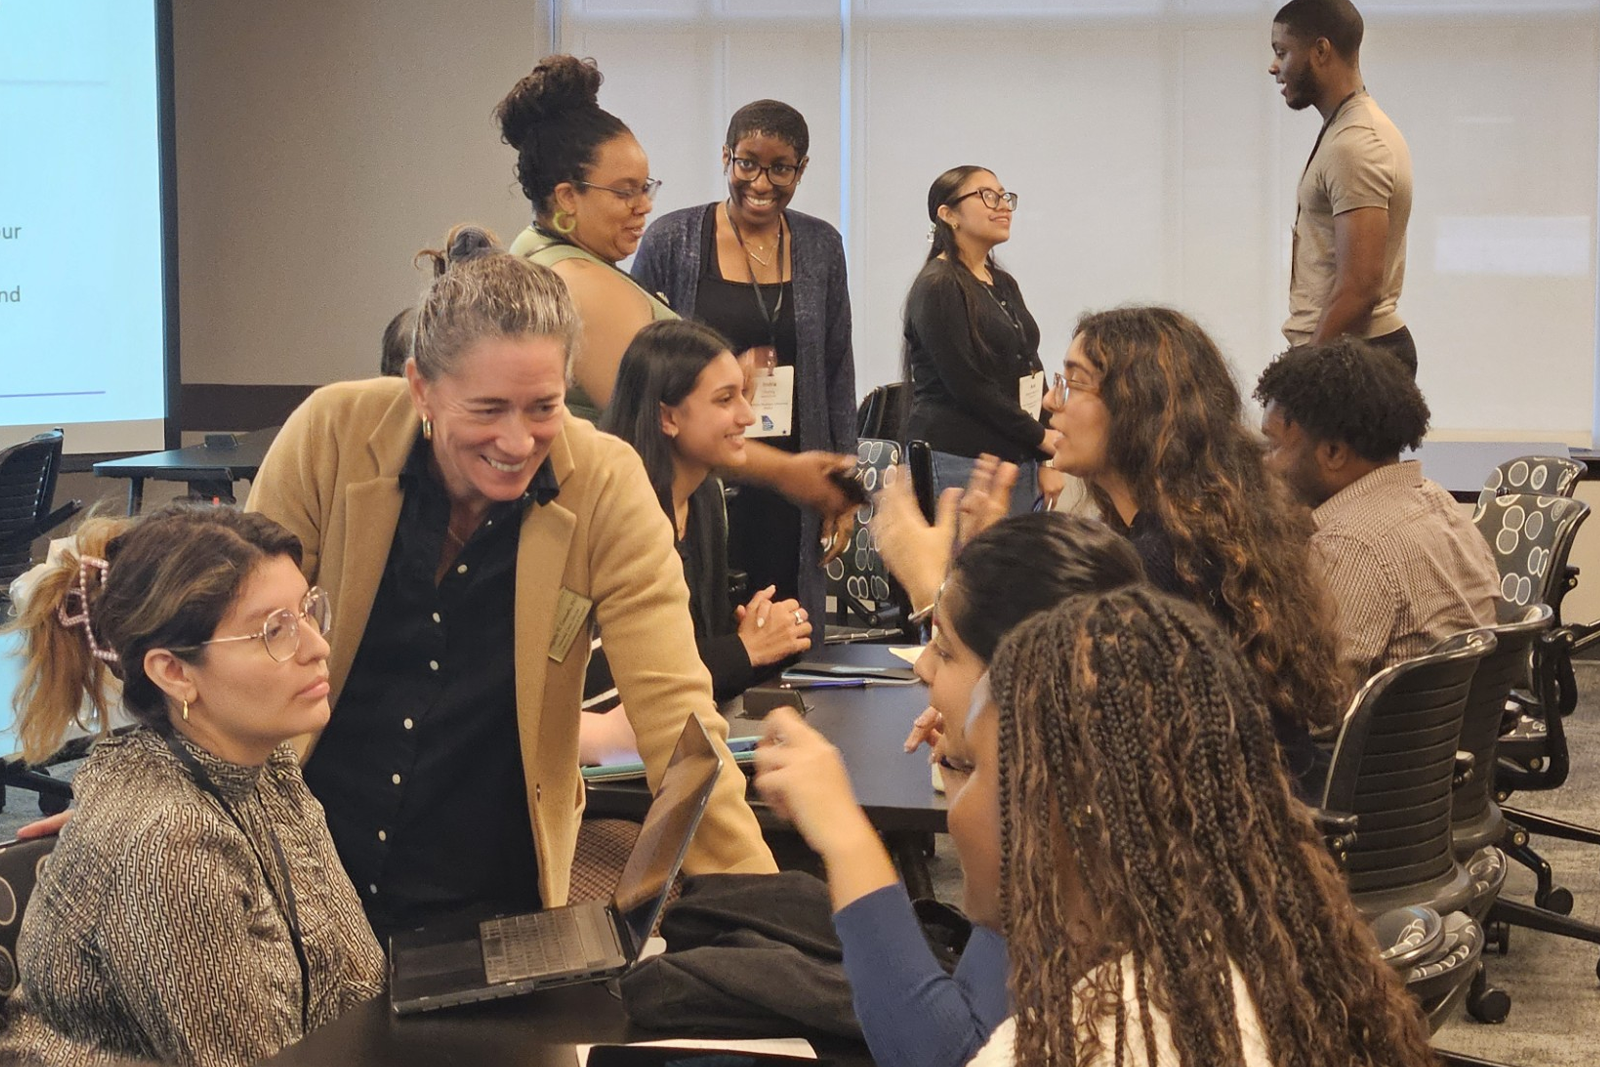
top-left (304, 435), bottom-right (560, 943)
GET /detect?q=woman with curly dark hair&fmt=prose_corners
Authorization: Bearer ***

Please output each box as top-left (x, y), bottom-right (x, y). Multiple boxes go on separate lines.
top-left (962, 587), bottom-right (1437, 1067)
top-left (1043, 305), bottom-right (1343, 796)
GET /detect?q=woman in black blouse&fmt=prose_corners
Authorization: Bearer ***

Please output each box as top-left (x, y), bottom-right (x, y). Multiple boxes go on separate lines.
top-left (600, 320), bottom-right (812, 699)
top-left (903, 166), bottom-right (1063, 513)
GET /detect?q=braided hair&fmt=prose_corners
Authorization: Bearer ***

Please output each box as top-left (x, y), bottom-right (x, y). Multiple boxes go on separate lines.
top-left (989, 586), bottom-right (1438, 1067)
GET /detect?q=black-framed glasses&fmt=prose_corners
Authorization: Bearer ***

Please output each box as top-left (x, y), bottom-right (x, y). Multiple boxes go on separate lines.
top-left (172, 587), bottom-right (332, 663)
top-left (728, 156), bottom-right (803, 187)
top-left (575, 178), bottom-right (662, 203)
top-left (949, 188), bottom-right (1019, 211)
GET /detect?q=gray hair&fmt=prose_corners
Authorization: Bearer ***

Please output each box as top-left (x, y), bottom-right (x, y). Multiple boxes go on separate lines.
top-left (411, 252), bottom-right (581, 380)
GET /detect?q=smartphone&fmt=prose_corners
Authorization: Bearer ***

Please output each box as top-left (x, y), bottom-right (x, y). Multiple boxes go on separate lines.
top-left (826, 466), bottom-right (870, 507)
top-left (738, 686), bottom-right (808, 720)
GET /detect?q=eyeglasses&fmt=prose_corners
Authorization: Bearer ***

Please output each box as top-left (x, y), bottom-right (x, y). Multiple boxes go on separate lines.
top-left (575, 178), bottom-right (662, 203)
top-left (948, 188), bottom-right (1019, 211)
top-left (728, 156), bottom-right (802, 187)
top-left (1046, 370), bottom-right (1100, 407)
top-left (172, 587), bottom-right (332, 663)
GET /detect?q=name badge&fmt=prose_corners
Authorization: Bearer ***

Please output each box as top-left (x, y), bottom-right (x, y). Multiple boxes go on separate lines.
top-left (1018, 370), bottom-right (1046, 419)
top-left (549, 588), bottom-right (593, 664)
top-left (747, 365), bottom-right (796, 438)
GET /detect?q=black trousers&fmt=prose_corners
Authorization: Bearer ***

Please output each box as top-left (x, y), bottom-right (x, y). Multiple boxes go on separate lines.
top-left (1367, 325), bottom-right (1417, 376)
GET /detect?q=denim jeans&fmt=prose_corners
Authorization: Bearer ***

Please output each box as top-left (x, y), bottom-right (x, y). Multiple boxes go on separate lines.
top-left (929, 449), bottom-right (1040, 515)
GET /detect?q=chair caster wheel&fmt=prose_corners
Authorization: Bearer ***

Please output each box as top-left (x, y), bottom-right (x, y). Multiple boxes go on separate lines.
top-left (1594, 956), bottom-right (1600, 984)
top-left (1538, 886), bottom-right (1575, 915)
top-left (1467, 984), bottom-right (1511, 1024)
top-left (38, 793), bottom-right (69, 817)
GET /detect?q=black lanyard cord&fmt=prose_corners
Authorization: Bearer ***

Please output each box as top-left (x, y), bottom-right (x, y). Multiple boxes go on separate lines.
top-left (159, 731), bottom-right (312, 1034)
top-left (725, 203), bottom-right (785, 350)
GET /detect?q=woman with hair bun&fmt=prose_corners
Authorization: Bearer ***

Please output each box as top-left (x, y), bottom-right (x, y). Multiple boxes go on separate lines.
top-left (631, 99), bottom-right (856, 628)
top-left (496, 57), bottom-right (859, 568)
top-left (0, 504), bottom-right (384, 1067)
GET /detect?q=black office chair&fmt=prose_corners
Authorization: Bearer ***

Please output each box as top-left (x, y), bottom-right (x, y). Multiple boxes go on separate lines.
top-left (0, 430), bottom-right (83, 597)
top-left (855, 383), bottom-right (906, 443)
top-left (0, 834), bottom-right (57, 997)
top-left (1317, 628), bottom-right (1507, 1021)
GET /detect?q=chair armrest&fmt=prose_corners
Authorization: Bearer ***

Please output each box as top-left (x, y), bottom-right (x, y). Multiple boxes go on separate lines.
top-left (1311, 808), bottom-right (1359, 868)
top-left (1453, 750), bottom-right (1476, 789)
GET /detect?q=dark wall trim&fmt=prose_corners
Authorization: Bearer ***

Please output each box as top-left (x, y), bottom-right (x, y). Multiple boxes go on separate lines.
top-left (157, 0), bottom-right (181, 449)
top-left (181, 384), bottom-right (319, 431)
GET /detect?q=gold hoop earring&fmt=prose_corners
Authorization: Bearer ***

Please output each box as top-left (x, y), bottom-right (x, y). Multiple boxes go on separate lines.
top-left (553, 210), bottom-right (577, 235)
top-left (422, 417), bottom-right (433, 441)
top-left (182, 699), bottom-right (190, 722)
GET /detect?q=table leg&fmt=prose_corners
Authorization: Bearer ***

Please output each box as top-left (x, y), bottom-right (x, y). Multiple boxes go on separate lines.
top-left (126, 477), bottom-right (144, 516)
top-left (885, 830), bottom-right (935, 901)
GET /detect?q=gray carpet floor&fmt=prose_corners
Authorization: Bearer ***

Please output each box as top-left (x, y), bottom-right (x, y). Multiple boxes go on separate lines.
top-left (8, 664), bottom-right (1600, 1064)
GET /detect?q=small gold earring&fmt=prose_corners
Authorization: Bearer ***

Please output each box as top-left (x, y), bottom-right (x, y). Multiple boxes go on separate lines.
top-left (182, 699), bottom-right (190, 722)
top-left (422, 417), bottom-right (433, 441)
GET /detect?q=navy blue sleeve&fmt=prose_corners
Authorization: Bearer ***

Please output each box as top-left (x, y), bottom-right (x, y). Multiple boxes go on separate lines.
top-left (833, 884), bottom-right (1010, 1067)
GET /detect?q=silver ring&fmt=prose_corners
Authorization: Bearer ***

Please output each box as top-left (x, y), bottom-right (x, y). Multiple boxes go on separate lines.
top-left (793, 610), bottom-right (805, 626)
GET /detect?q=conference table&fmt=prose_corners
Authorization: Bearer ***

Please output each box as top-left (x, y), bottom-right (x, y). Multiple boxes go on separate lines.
top-left (265, 643), bottom-right (931, 1066)
top-left (92, 426), bottom-right (279, 513)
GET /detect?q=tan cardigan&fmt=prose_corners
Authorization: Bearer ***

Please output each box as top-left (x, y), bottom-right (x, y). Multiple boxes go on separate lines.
top-left (246, 377), bottom-right (776, 906)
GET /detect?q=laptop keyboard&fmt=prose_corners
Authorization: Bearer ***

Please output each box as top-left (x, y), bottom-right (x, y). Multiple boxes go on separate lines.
top-left (479, 907), bottom-right (616, 985)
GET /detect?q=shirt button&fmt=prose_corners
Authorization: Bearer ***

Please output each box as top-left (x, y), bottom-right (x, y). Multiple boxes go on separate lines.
top-left (429, 660), bottom-right (439, 672)
top-left (403, 717), bottom-right (414, 730)
top-left (369, 884), bottom-right (378, 895)
top-left (377, 830), bottom-right (387, 842)
top-left (432, 612), bottom-right (441, 624)
top-left (391, 773), bottom-right (402, 785)
top-left (456, 563), bottom-right (468, 574)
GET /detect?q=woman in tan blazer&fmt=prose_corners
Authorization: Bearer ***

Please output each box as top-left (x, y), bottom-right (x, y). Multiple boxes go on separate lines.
top-left (246, 236), bottom-right (774, 941)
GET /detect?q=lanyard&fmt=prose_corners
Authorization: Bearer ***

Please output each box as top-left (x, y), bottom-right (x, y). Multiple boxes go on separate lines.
top-left (725, 205), bottom-right (786, 350)
top-left (1302, 90), bottom-right (1361, 177)
top-left (159, 731), bottom-right (311, 1033)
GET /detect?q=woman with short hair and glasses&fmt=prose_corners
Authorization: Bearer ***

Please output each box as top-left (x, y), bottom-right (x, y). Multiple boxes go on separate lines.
top-left (903, 166), bottom-right (1064, 515)
top-left (0, 504), bottom-right (385, 1067)
top-left (498, 63), bottom-right (857, 575)
top-left (632, 99), bottom-right (857, 627)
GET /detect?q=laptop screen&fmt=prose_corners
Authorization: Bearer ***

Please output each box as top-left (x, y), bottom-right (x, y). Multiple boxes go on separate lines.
top-left (612, 714), bottom-right (723, 950)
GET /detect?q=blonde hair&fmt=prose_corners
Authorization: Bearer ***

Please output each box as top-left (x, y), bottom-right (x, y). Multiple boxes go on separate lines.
top-left (410, 227), bottom-right (581, 381)
top-left (6, 505), bottom-right (303, 762)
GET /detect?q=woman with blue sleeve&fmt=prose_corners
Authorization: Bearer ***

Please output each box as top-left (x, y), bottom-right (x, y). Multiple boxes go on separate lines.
top-left (631, 100), bottom-right (856, 629)
top-left (751, 511), bottom-right (1144, 1067)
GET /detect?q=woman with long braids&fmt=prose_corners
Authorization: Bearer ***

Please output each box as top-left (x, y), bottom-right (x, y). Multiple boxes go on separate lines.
top-left (965, 587), bottom-right (1437, 1067)
top-left (754, 512), bottom-right (1144, 1067)
top-left (903, 166), bottom-right (1064, 513)
top-left (1043, 305), bottom-right (1343, 797)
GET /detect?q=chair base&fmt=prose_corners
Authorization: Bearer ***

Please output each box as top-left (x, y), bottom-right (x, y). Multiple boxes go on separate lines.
top-left (1500, 806), bottom-right (1600, 847)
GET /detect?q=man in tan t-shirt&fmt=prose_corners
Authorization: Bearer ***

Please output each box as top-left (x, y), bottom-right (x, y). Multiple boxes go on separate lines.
top-left (1271, 0), bottom-right (1416, 373)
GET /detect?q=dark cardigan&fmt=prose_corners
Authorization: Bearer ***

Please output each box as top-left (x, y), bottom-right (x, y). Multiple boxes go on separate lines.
top-left (632, 205), bottom-right (859, 626)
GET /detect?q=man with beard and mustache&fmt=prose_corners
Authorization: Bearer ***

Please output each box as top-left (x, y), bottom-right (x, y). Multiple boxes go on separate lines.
top-left (1270, 0), bottom-right (1416, 374)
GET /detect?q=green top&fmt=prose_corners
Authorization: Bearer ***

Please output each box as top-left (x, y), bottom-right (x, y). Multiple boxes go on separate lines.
top-left (510, 225), bottom-right (678, 423)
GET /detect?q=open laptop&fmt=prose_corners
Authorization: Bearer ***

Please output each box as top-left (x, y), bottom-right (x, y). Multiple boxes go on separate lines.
top-left (388, 715), bottom-right (724, 1015)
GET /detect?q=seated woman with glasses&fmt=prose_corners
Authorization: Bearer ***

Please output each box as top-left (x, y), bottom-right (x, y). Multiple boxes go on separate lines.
top-left (753, 511), bottom-right (1143, 1067)
top-left (497, 59), bottom-right (858, 568)
top-left (1042, 306), bottom-right (1344, 798)
top-left (962, 588), bottom-right (1436, 1066)
top-left (0, 504), bottom-right (384, 1067)
top-left (903, 167), bottom-right (1064, 515)
top-left (631, 100), bottom-right (857, 627)
top-left (600, 319), bottom-right (813, 700)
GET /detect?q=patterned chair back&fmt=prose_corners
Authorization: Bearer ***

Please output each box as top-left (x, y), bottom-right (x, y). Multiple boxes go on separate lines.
top-left (1471, 492), bottom-right (1590, 611)
top-left (1474, 455), bottom-right (1585, 513)
top-left (825, 439), bottom-right (902, 626)
top-left (0, 835), bottom-right (56, 997)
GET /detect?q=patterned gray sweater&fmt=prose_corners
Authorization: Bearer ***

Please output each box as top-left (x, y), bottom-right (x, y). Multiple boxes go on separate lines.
top-left (0, 728), bottom-right (384, 1066)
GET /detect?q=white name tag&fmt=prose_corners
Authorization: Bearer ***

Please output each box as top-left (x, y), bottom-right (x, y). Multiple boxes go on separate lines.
top-left (747, 365), bottom-right (795, 438)
top-left (1018, 371), bottom-right (1046, 419)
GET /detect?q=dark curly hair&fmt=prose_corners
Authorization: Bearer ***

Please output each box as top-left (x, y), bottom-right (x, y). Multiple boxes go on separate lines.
top-left (1073, 306), bottom-right (1345, 731)
top-left (990, 586), bottom-right (1438, 1067)
top-left (1253, 337), bottom-right (1430, 462)
top-left (494, 55), bottom-right (629, 218)
top-left (725, 99), bottom-right (809, 158)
